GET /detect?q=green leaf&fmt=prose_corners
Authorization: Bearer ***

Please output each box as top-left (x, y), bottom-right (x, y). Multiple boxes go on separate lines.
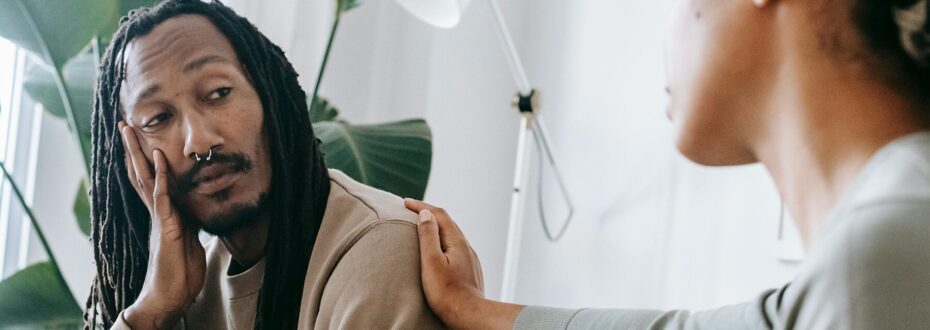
top-left (315, 119), bottom-right (432, 199)
top-left (73, 181), bottom-right (91, 237)
top-left (0, 0), bottom-right (115, 69)
top-left (0, 262), bottom-right (83, 328)
top-left (309, 95), bottom-right (340, 123)
top-left (338, 0), bottom-right (363, 13)
top-left (23, 52), bottom-right (96, 168)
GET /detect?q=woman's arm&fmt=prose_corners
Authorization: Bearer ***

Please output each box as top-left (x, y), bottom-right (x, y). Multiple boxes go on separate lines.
top-left (407, 199), bottom-right (525, 329)
top-left (405, 199), bottom-right (779, 330)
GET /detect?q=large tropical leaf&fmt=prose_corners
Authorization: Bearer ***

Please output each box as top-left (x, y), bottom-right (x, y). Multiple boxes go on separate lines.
top-left (22, 53), bottom-right (95, 169)
top-left (0, 262), bottom-right (83, 328)
top-left (309, 95), bottom-right (340, 123)
top-left (73, 181), bottom-right (91, 237)
top-left (0, 0), bottom-right (115, 69)
top-left (339, 0), bottom-right (363, 13)
top-left (22, 53), bottom-right (95, 129)
top-left (315, 119), bottom-right (432, 199)
top-left (0, 162), bottom-right (79, 329)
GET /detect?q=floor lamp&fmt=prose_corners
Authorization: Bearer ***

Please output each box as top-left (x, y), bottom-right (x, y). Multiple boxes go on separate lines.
top-left (394, 0), bottom-right (575, 302)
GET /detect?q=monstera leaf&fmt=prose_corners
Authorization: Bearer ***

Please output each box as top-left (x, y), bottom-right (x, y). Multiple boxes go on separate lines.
top-left (0, 262), bottom-right (83, 328)
top-left (314, 119), bottom-right (432, 200)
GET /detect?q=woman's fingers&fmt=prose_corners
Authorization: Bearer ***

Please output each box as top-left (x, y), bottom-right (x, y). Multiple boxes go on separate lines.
top-left (405, 198), bottom-right (466, 243)
top-left (152, 149), bottom-right (182, 241)
top-left (418, 210), bottom-right (446, 267)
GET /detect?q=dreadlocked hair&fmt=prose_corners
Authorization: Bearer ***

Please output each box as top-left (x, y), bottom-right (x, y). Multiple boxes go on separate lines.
top-left (83, 0), bottom-right (331, 328)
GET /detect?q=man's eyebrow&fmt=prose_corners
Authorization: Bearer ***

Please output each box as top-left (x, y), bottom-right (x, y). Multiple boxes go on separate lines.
top-left (182, 55), bottom-right (229, 74)
top-left (135, 84), bottom-right (162, 104)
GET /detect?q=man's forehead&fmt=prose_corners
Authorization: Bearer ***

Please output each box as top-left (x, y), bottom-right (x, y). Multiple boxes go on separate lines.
top-left (123, 14), bottom-right (238, 76)
top-left (120, 14), bottom-right (240, 107)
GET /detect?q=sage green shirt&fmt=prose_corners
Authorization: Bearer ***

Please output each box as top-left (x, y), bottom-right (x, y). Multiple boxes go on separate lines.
top-left (516, 132), bottom-right (930, 329)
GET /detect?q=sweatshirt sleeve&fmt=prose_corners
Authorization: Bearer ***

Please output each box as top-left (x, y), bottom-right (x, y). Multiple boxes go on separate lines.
top-left (314, 220), bottom-right (445, 329)
top-left (515, 200), bottom-right (930, 330)
top-left (515, 287), bottom-right (779, 330)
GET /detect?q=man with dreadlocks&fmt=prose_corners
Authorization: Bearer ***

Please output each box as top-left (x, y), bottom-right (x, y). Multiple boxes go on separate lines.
top-left (84, 0), bottom-right (447, 329)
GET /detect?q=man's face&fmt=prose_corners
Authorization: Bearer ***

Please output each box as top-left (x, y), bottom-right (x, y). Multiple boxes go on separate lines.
top-left (119, 14), bottom-right (272, 235)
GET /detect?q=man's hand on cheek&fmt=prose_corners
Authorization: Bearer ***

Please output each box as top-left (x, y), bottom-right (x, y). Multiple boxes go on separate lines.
top-left (119, 121), bottom-right (206, 330)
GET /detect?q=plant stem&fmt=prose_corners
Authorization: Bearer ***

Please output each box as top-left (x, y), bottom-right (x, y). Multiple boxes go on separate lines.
top-left (0, 161), bottom-right (74, 301)
top-left (311, 13), bottom-right (342, 104)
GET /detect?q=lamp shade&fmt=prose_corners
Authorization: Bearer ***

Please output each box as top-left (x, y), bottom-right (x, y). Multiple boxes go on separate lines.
top-left (393, 0), bottom-right (472, 28)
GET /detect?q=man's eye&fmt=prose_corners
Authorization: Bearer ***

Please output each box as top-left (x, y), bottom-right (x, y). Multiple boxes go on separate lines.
top-left (144, 113), bottom-right (172, 128)
top-left (206, 87), bottom-right (232, 101)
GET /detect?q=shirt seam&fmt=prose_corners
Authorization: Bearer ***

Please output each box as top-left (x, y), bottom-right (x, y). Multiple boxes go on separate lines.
top-left (330, 174), bottom-right (386, 221)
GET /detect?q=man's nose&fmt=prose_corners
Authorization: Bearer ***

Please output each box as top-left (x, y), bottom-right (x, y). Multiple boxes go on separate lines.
top-left (182, 112), bottom-right (224, 161)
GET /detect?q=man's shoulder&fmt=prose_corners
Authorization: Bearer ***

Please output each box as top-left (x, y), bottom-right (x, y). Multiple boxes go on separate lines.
top-left (323, 169), bottom-right (419, 229)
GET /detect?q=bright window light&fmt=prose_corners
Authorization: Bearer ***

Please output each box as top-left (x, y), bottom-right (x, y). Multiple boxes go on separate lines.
top-left (0, 36), bottom-right (22, 277)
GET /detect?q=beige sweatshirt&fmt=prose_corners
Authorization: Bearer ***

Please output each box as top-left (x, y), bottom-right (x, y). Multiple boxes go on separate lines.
top-left (113, 170), bottom-right (444, 329)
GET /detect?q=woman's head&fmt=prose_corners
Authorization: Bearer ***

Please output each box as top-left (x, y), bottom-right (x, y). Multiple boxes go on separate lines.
top-left (665, 0), bottom-right (930, 166)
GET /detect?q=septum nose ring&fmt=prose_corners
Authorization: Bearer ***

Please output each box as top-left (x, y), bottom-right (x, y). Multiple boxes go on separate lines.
top-left (195, 148), bottom-right (213, 162)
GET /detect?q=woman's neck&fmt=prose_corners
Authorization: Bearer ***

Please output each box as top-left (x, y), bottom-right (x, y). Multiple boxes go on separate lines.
top-left (755, 61), bottom-right (928, 249)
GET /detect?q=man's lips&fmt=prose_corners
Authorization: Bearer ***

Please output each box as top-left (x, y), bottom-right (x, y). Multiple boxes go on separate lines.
top-left (192, 163), bottom-right (243, 195)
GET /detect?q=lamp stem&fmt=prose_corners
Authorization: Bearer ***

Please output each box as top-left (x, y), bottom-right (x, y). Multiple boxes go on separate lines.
top-left (486, 0), bottom-right (532, 96)
top-left (487, 0), bottom-right (576, 303)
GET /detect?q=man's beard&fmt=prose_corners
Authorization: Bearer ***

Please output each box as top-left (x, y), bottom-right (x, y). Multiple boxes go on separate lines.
top-left (183, 192), bottom-right (269, 237)
top-left (169, 151), bottom-right (269, 237)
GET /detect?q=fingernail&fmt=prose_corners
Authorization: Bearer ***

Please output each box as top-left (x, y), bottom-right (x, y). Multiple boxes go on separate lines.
top-left (419, 209), bottom-right (432, 223)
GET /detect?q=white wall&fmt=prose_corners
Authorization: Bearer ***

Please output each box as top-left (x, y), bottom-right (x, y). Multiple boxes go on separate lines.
top-left (30, 111), bottom-right (93, 302)
top-left (509, 0), bottom-right (804, 310)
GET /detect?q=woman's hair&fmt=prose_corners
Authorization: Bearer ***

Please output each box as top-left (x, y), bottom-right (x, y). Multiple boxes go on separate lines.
top-left (853, 0), bottom-right (930, 98)
top-left (85, 0), bottom-right (331, 328)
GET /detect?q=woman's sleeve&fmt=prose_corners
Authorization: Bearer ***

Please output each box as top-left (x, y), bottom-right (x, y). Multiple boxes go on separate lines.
top-left (514, 286), bottom-right (784, 330)
top-left (514, 200), bottom-right (930, 330)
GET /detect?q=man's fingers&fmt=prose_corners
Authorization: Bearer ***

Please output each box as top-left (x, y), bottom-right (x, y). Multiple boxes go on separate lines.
top-left (417, 210), bottom-right (446, 267)
top-left (152, 149), bottom-right (181, 240)
top-left (121, 123), bottom-right (154, 195)
top-left (119, 122), bottom-right (141, 188)
top-left (121, 124), bottom-right (143, 195)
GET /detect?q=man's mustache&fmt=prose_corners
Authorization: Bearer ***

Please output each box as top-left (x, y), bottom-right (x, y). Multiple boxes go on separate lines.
top-left (173, 152), bottom-right (252, 195)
